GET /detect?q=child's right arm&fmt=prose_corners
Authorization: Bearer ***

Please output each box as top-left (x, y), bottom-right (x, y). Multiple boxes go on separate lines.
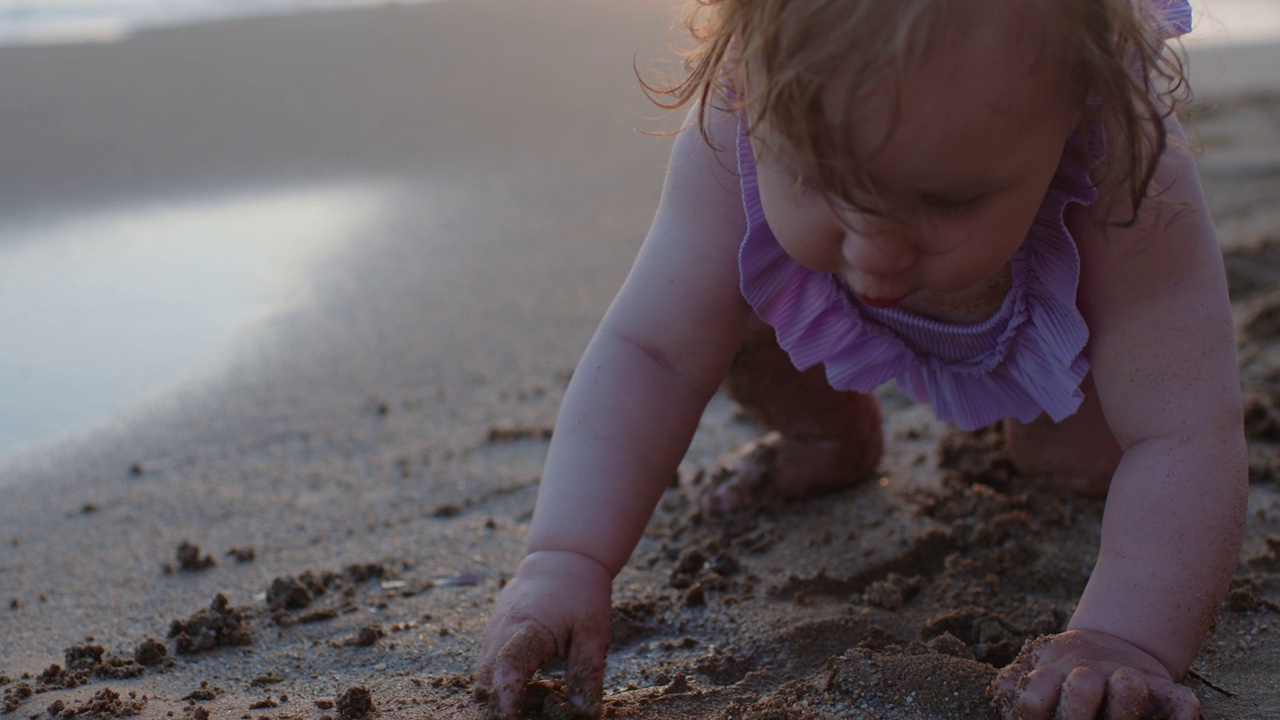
top-left (474, 107), bottom-right (751, 719)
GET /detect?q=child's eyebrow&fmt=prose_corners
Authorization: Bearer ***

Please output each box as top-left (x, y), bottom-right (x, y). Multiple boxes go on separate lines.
top-left (752, 131), bottom-right (1018, 203)
top-left (867, 167), bottom-right (1013, 202)
top-left (857, 132), bottom-right (1032, 200)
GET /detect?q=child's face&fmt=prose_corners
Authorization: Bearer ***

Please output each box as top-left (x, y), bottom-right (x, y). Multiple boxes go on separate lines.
top-left (752, 0), bottom-right (1081, 308)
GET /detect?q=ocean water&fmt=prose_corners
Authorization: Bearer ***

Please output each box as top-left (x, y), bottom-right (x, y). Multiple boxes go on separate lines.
top-left (0, 0), bottom-right (1276, 47)
top-left (0, 184), bottom-right (397, 462)
top-left (0, 0), bottom-right (440, 45)
top-left (1186, 0), bottom-right (1280, 45)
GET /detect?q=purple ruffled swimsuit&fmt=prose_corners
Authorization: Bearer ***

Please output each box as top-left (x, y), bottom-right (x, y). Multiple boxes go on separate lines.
top-left (734, 0), bottom-right (1192, 432)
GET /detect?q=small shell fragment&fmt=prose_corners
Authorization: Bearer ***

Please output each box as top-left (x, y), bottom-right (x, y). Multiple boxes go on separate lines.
top-left (432, 573), bottom-right (482, 587)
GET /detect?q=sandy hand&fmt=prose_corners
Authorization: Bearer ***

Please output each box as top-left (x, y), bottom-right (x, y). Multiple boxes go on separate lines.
top-left (990, 629), bottom-right (1201, 720)
top-left (474, 550), bottom-right (613, 720)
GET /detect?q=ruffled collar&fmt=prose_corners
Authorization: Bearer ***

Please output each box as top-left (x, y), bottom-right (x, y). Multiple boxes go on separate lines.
top-left (734, 123), bottom-right (1102, 430)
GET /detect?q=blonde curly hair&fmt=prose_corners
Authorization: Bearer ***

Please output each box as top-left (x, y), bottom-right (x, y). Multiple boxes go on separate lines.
top-left (645, 0), bottom-right (1189, 225)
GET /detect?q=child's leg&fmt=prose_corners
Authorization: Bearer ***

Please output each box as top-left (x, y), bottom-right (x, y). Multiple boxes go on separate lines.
top-left (699, 316), bottom-right (884, 514)
top-left (1004, 373), bottom-right (1122, 497)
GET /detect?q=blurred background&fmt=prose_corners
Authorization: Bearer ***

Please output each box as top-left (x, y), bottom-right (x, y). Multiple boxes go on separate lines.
top-left (0, 0), bottom-right (1276, 468)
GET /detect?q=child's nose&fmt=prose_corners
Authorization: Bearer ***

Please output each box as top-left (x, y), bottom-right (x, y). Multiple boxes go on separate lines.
top-left (841, 231), bottom-right (916, 276)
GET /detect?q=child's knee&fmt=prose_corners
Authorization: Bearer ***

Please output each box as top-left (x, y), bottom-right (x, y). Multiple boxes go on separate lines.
top-left (1005, 416), bottom-right (1120, 497)
top-left (725, 316), bottom-right (883, 438)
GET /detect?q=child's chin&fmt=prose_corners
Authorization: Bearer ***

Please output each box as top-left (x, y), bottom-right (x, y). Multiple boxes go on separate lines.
top-left (855, 293), bottom-right (907, 308)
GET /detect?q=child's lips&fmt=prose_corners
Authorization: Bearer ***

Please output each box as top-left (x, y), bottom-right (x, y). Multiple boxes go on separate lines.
top-left (855, 293), bottom-right (906, 308)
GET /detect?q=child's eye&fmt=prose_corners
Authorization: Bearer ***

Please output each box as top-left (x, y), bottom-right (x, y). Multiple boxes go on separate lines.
top-left (778, 167), bottom-right (819, 198)
top-left (791, 173), bottom-right (818, 198)
top-left (922, 194), bottom-right (982, 215)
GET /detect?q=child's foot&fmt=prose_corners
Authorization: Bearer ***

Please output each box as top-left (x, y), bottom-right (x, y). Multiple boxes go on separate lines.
top-left (697, 430), bottom-right (882, 515)
top-left (1004, 375), bottom-right (1119, 499)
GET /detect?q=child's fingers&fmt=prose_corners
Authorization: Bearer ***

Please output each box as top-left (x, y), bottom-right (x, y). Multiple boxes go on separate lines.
top-left (1101, 667), bottom-right (1152, 720)
top-left (489, 622), bottom-right (559, 719)
top-left (564, 613), bottom-right (610, 717)
top-left (988, 657), bottom-right (1024, 713)
top-left (474, 652), bottom-right (493, 694)
top-left (1153, 682), bottom-right (1203, 720)
top-left (473, 619), bottom-right (513, 696)
top-left (1051, 666), bottom-right (1106, 719)
top-left (1004, 666), bottom-right (1063, 719)
top-left (473, 630), bottom-right (500, 707)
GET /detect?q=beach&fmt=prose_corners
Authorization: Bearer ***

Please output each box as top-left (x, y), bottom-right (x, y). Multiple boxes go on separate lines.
top-left (1, 1), bottom-right (1278, 718)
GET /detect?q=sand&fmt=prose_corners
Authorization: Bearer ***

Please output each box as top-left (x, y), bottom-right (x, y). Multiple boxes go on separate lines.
top-left (0, 1), bottom-right (1277, 718)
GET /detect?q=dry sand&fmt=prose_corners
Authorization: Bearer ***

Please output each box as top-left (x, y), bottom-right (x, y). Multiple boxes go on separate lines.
top-left (1, 1), bottom-right (1278, 718)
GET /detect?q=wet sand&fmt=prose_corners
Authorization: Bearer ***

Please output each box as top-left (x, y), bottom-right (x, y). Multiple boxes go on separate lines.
top-left (1, 1), bottom-right (1278, 718)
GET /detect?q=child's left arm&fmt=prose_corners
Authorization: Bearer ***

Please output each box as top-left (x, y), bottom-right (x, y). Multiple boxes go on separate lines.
top-left (993, 118), bottom-right (1248, 719)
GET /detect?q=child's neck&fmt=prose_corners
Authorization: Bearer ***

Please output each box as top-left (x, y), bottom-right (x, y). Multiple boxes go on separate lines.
top-left (896, 264), bottom-right (1013, 324)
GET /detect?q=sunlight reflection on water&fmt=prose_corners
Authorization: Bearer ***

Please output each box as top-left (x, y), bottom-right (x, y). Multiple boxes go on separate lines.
top-left (0, 183), bottom-right (390, 458)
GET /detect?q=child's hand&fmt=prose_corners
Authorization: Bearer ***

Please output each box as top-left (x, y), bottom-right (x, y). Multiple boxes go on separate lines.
top-left (474, 550), bottom-right (613, 719)
top-left (990, 629), bottom-right (1201, 719)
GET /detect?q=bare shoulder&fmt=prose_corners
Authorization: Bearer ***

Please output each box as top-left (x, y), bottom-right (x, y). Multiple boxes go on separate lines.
top-left (654, 105), bottom-right (747, 240)
top-left (1074, 113), bottom-right (1239, 445)
top-left (630, 103), bottom-right (747, 293)
top-left (596, 105), bottom-right (752, 395)
top-left (1076, 114), bottom-right (1220, 307)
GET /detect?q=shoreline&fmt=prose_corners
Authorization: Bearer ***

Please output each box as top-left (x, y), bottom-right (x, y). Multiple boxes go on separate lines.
top-left (1185, 40), bottom-right (1280, 98)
